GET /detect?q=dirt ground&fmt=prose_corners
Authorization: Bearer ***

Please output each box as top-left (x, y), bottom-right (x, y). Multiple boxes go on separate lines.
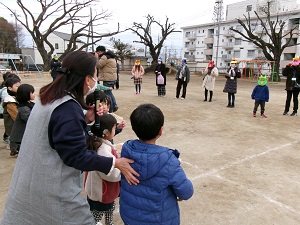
top-left (0, 71), bottom-right (300, 225)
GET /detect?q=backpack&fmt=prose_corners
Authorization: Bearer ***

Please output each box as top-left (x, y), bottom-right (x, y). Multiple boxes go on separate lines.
top-left (157, 74), bottom-right (164, 85)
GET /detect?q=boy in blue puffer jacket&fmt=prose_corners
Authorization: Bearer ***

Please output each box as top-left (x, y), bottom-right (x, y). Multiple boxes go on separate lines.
top-left (251, 75), bottom-right (270, 118)
top-left (120, 103), bottom-right (194, 225)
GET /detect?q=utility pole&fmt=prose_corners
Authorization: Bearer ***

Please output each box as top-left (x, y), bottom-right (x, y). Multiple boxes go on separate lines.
top-left (213, 0), bottom-right (224, 67)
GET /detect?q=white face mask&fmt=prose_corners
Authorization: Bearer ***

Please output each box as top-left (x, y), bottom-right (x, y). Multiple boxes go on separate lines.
top-left (86, 77), bottom-right (97, 96)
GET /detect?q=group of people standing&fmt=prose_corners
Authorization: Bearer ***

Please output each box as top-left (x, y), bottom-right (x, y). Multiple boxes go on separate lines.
top-left (1, 50), bottom-right (194, 225)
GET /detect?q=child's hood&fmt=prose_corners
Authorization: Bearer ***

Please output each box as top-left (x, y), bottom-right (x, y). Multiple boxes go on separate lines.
top-left (121, 140), bottom-right (174, 181)
top-left (3, 95), bottom-right (16, 103)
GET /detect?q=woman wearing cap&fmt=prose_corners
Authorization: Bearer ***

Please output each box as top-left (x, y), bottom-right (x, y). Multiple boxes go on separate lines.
top-left (202, 60), bottom-right (219, 102)
top-left (282, 57), bottom-right (300, 116)
top-left (223, 59), bottom-right (241, 108)
top-left (131, 59), bottom-right (145, 94)
top-left (175, 59), bottom-right (190, 99)
top-left (154, 57), bottom-right (167, 97)
top-left (1, 51), bottom-right (139, 225)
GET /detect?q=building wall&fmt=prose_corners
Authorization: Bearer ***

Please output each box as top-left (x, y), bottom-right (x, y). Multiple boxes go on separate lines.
top-left (181, 0), bottom-right (300, 71)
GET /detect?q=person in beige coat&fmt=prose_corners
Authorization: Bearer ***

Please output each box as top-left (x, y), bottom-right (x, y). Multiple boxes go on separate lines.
top-left (96, 46), bottom-right (118, 113)
top-left (202, 60), bottom-right (219, 102)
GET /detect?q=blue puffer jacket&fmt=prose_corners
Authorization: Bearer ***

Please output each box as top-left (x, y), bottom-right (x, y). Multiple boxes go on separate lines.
top-left (251, 85), bottom-right (269, 102)
top-left (120, 140), bottom-right (194, 225)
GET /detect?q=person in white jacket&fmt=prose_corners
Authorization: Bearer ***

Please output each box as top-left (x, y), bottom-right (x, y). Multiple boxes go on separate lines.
top-left (202, 60), bottom-right (219, 102)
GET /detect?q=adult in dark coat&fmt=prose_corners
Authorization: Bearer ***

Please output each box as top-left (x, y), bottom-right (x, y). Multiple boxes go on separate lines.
top-left (282, 58), bottom-right (300, 116)
top-left (50, 55), bottom-right (62, 81)
top-left (154, 57), bottom-right (167, 97)
top-left (223, 59), bottom-right (241, 108)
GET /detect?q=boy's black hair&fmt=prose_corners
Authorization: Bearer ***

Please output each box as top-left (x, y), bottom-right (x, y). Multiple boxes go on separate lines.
top-left (16, 84), bottom-right (34, 104)
top-left (5, 77), bottom-right (21, 96)
top-left (130, 103), bottom-right (164, 141)
top-left (86, 90), bottom-right (111, 106)
top-left (91, 113), bottom-right (117, 138)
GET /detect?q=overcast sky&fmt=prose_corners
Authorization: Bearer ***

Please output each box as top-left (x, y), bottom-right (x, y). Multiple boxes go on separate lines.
top-left (1, 0), bottom-right (299, 50)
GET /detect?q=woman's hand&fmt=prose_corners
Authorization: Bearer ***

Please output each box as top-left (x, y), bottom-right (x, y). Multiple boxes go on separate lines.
top-left (117, 120), bottom-right (126, 130)
top-left (115, 158), bottom-right (140, 185)
top-left (85, 103), bottom-right (104, 123)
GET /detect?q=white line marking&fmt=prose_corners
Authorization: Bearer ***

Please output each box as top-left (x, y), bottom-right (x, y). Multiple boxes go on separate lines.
top-left (214, 174), bottom-right (300, 216)
top-left (191, 141), bottom-right (298, 181)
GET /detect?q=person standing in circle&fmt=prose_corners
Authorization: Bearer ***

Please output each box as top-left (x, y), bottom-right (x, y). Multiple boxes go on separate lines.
top-left (223, 58), bottom-right (241, 108)
top-left (131, 59), bottom-right (144, 95)
top-left (175, 59), bottom-right (190, 100)
top-left (202, 60), bottom-right (218, 102)
top-left (50, 54), bottom-right (62, 81)
top-left (154, 57), bottom-right (167, 97)
top-left (282, 57), bottom-right (300, 116)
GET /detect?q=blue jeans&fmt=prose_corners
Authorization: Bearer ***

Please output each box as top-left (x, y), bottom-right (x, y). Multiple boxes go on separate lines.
top-left (103, 81), bottom-right (117, 112)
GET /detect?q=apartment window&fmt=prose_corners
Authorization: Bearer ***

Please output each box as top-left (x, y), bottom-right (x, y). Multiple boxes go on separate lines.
top-left (235, 39), bottom-right (242, 45)
top-left (55, 43), bottom-right (59, 49)
top-left (185, 32), bottom-right (190, 37)
top-left (247, 50), bottom-right (255, 58)
top-left (246, 5), bottom-right (252, 12)
top-left (234, 51), bottom-right (240, 58)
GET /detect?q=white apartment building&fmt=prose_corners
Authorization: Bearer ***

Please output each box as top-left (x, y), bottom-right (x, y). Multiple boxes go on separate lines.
top-left (181, 0), bottom-right (300, 70)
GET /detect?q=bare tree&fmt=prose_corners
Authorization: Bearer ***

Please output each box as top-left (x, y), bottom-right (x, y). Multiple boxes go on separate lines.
top-left (0, 0), bottom-right (121, 70)
top-left (229, 2), bottom-right (298, 81)
top-left (109, 37), bottom-right (134, 70)
top-left (0, 17), bottom-right (18, 53)
top-left (129, 14), bottom-right (177, 71)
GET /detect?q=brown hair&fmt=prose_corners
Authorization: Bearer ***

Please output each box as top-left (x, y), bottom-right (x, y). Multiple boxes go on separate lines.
top-left (40, 51), bottom-right (97, 109)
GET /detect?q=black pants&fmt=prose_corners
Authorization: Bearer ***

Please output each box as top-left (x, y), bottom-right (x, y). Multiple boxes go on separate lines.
top-left (204, 88), bottom-right (213, 101)
top-left (176, 79), bottom-right (187, 98)
top-left (227, 93), bottom-right (235, 105)
top-left (284, 90), bottom-right (299, 113)
top-left (253, 100), bottom-right (266, 114)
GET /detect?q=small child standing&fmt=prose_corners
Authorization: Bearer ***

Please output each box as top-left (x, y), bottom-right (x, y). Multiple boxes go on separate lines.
top-left (251, 75), bottom-right (269, 118)
top-left (120, 103), bottom-right (194, 225)
top-left (85, 113), bottom-right (121, 225)
top-left (9, 84), bottom-right (35, 156)
top-left (3, 76), bottom-right (21, 155)
top-left (131, 59), bottom-right (144, 94)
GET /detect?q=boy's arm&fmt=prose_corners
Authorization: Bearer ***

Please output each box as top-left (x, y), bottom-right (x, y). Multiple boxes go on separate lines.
top-left (7, 103), bottom-right (18, 121)
top-left (168, 158), bottom-right (194, 200)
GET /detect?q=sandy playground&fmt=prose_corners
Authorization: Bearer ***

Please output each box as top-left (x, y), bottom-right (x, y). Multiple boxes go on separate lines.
top-left (0, 71), bottom-right (299, 225)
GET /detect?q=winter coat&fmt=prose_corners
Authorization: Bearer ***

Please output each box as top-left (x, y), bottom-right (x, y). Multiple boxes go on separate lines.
top-left (50, 59), bottom-right (62, 79)
top-left (223, 66), bottom-right (241, 94)
top-left (2, 95), bottom-right (18, 136)
top-left (202, 67), bottom-right (219, 91)
top-left (9, 102), bottom-right (34, 143)
top-left (120, 140), bottom-right (194, 225)
top-left (282, 65), bottom-right (300, 91)
top-left (155, 63), bottom-right (167, 86)
top-left (251, 85), bottom-right (269, 102)
top-left (84, 139), bottom-right (120, 204)
top-left (97, 51), bottom-right (117, 82)
top-left (176, 65), bottom-right (190, 83)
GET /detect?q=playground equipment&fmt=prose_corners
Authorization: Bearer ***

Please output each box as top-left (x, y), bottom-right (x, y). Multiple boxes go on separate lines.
top-left (0, 53), bottom-right (43, 77)
top-left (239, 59), bottom-right (278, 83)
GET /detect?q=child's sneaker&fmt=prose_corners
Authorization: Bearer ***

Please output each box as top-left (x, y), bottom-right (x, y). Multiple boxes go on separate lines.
top-left (261, 114), bottom-right (267, 118)
top-left (253, 112), bottom-right (256, 117)
top-left (290, 112), bottom-right (297, 116)
top-left (283, 111), bottom-right (288, 115)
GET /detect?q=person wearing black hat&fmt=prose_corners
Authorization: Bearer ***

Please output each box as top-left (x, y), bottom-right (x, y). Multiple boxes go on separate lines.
top-left (96, 46), bottom-right (118, 112)
top-left (175, 59), bottom-right (190, 100)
